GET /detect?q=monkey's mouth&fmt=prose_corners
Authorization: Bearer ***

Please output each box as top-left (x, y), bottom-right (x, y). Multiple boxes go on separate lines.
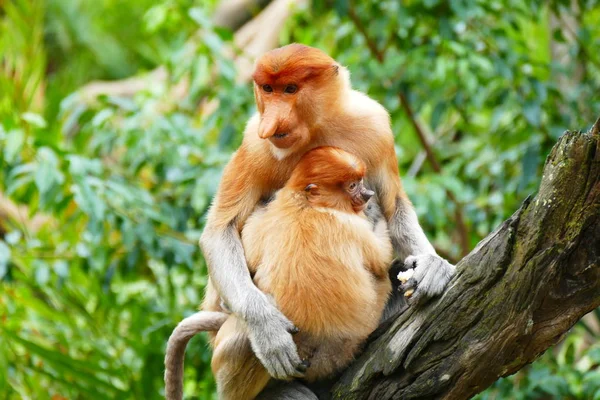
top-left (272, 132), bottom-right (288, 139)
top-left (352, 188), bottom-right (374, 211)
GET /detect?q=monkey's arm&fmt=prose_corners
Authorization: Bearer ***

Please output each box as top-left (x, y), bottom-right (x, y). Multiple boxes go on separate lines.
top-left (374, 154), bottom-right (455, 303)
top-left (200, 148), bottom-right (305, 380)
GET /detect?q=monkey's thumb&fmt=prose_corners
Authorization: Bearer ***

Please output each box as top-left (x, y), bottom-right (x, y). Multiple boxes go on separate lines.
top-left (164, 311), bottom-right (228, 400)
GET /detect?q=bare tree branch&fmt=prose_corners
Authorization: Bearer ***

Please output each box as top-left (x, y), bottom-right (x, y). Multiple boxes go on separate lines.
top-left (212, 0), bottom-right (273, 31)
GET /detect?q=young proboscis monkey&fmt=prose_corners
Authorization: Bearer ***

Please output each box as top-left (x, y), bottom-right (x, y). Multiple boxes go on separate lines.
top-left (165, 44), bottom-right (455, 399)
top-left (208, 146), bottom-right (393, 399)
top-left (165, 148), bottom-right (391, 399)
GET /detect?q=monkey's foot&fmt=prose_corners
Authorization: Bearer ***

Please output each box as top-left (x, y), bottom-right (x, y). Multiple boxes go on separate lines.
top-left (399, 254), bottom-right (455, 304)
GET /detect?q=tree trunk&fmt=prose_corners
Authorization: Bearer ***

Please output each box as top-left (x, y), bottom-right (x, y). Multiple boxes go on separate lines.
top-left (330, 119), bottom-right (600, 399)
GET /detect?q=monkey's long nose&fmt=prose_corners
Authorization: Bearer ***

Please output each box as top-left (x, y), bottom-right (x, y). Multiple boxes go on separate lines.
top-left (258, 116), bottom-right (279, 139)
top-left (361, 189), bottom-right (375, 202)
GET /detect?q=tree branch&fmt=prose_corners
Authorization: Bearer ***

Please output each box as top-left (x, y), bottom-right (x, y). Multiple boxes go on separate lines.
top-left (330, 119), bottom-right (600, 399)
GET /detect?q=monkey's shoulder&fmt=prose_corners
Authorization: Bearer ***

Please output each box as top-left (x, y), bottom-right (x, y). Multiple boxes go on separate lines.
top-left (344, 90), bottom-right (389, 122)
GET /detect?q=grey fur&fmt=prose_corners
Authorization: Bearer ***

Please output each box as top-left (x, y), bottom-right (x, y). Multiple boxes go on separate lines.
top-left (200, 225), bottom-right (305, 380)
top-left (364, 196), bottom-right (385, 228)
top-left (386, 197), bottom-right (455, 302)
top-left (401, 254), bottom-right (455, 304)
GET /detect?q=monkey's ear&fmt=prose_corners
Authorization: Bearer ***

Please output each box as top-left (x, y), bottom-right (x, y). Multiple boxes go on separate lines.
top-left (304, 183), bottom-right (319, 195)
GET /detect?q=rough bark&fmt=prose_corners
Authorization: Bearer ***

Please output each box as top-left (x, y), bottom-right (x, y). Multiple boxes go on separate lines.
top-left (330, 120), bottom-right (600, 400)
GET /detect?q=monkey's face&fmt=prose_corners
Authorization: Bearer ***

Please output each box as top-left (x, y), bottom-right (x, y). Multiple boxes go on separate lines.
top-left (344, 179), bottom-right (375, 212)
top-left (305, 179), bottom-right (373, 213)
top-left (291, 147), bottom-right (370, 213)
top-left (252, 45), bottom-right (342, 155)
top-left (254, 82), bottom-right (311, 152)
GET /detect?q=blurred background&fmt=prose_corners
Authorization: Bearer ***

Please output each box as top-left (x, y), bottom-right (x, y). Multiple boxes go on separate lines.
top-left (1, 0), bottom-right (599, 399)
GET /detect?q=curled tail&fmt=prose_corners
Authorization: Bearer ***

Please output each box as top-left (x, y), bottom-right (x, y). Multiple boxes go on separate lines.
top-left (164, 311), bottom-right (228, 400)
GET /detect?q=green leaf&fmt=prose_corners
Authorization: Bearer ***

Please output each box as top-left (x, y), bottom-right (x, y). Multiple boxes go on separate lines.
top-left (333, 0), bottom-right (349, 16)
top-left (188, 7), bottom-right (211, 27)
top-left (430, 102), bottom-right (447, 131)
top-left (3, 129), bottom-right (25, 163)
top-left (0, 241), bottom-right (10, 279)
top-left (71, 178), bottom-right (106, 221)
top-left (21, 112), bottom-right (47, 128)
top-left (144, 5), bottom-right (168, 33)
top-left (523, 101), bottom-right (541, 127)
top-left (4, 331), bottom-right (127, 396)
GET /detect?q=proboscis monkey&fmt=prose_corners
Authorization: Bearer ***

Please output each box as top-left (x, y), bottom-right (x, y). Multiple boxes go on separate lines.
top-left (165, 147), bottom-right (392, 399)
top-left (208, 146), bottom-right (393, 399)
top-left (165, 43), bottom-right (455, 399)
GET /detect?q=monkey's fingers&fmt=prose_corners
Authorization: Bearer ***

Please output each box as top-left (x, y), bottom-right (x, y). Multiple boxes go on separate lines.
top-left (288, 325), bottom-right (300, 335)
top-left (275, 351), bottom-right (306, 379)
top-left (296, 359), bottom-right (311, 373)
top-left (400, 277), bottom-right (418, 299)
top-left (269, 357), bottom-right (288, 380)
top-left (403, 255), bottom-right (420, 271)
top-left (406, 254), bottom-right (455, 305)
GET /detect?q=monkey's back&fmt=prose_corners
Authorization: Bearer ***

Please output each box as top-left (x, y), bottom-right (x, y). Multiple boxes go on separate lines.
top-left (241, 192), bottom-right (391, 379)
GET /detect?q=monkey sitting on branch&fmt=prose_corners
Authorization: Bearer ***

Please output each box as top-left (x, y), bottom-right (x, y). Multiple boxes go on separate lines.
top-left (166, 44), bottom-right (456, 399)
top-left (166, 146), bottom-right (393, 399)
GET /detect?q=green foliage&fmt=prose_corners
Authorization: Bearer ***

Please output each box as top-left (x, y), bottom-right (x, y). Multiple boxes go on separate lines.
top-left (1, 0), bottom-right (599, 398)
top-left (477, 321), bottom-right (600, 400)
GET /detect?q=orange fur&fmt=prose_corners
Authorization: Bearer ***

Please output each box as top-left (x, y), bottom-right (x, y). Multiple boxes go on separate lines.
top-left (211, 148), bottom-right (393, 398)
top-left (199, 44), bottom-right (412, 398)
top-left (165, 44), bottom-right (442, 400)
top-left (201, 44), bottom-right (406, 236)
top-left (252, 44), bottom-right (338, 89)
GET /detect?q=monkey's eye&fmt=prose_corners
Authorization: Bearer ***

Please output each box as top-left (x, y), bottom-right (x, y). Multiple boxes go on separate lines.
top-left (284, 84), bottom-right (298, 94)
top-left (262, 84), bottom-right (273, 93)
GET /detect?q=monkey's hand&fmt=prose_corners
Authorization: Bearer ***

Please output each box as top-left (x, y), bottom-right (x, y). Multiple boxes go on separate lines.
top-left (398, 254), bottom-right (455, 304)
top-left (246, 307), bottom-right (307, 380)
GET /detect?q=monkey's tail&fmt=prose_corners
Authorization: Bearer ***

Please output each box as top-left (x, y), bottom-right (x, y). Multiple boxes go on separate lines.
top-left (164, 311), bottom-right (228, 400)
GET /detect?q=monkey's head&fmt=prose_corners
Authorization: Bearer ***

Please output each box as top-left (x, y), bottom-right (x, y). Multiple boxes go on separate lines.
top-left (287, 146), bottom-right (374, 213)
top-left (252, 44), bottom-right (349, 156)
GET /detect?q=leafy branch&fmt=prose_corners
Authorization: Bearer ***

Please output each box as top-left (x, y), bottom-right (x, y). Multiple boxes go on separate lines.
top-left (347, 5), bottom-right (470, 257)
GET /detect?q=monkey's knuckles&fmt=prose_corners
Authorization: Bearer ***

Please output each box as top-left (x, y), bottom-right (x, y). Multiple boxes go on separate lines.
top-left (400, 254), bottom-right (455, 302)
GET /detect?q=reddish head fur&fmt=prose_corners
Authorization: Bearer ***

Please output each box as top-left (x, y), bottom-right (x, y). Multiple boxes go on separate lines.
top-left (287, 147), bottom-right (365, 192)
top-left (252, 44), bottom-right (338, 87)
